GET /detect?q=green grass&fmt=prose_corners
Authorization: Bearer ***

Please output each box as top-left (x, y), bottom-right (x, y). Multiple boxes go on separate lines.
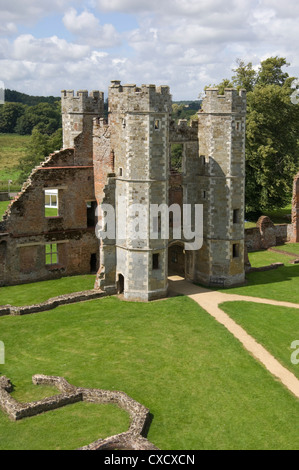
top-left (274, 243), bottom-right (299, 255)
top-left (220, 301), bottom-right (299, 380)
top-left (0, 133), bottom-right (30, 189)
top-left (221, 249), bottom-right (299, 303)
top-left (248, 250), bottom-right (294, 267)
top-left (0, 200), bottom-right (10, 219)
top-left (0, 296), bottom-right (298, 450)
top-left (45, 207), bottom-right (59, 217)
top-left (0, 275), bottom-right (96, 307)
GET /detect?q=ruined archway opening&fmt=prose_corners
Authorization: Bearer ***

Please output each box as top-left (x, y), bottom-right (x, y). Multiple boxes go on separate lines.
top-left (117, 274), bottom-right (124, 294)
top-left (168, 243), bottom-right (185, 278)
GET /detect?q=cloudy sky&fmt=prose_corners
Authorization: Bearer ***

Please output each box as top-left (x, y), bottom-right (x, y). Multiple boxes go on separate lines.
top-left (0, 0), bottom-right (298, 100)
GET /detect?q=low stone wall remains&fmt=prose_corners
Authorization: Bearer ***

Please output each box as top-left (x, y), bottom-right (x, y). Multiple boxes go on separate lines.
top-left (245, 216), bottom-right (293, 252)
top-left (0, 289), bottom-right (105, 317)
top-left (0, 374), bottom-right (158, 450)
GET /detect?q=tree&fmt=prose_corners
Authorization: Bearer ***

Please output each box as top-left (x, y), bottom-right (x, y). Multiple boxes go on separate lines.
top-left (213, 56), bottom-right (299, 216)
top-left (245, 83), bottom-right (299, 214)
top-left (15, 102), bottom-right (61, 135)
top-left (257, 56), bottom-right (290, 87)
top-left (18, 127), bottom-right (63, 183)
top-left (0, 102), bottom-right (25, 133)
top-left (232, 58), bottom-right (256, 92)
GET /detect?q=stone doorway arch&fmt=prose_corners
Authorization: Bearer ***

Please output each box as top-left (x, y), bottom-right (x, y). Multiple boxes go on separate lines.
top-left (168, 241), bottom-right (185, 278)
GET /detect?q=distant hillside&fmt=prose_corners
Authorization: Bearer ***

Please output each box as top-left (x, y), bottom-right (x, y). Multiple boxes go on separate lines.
top-left (172, 100), bottom-right (201, 123)
top-left (4, 89), bottom-right (60, 106)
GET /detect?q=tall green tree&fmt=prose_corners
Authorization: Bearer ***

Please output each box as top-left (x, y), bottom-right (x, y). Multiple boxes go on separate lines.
top-left (0, 102), bottom-right (26, 133)
top-left (15, 102), bottom-right (61, 135)
top-left (18, 127), bottom-right (63, 183)
top-left (232, 59), bottom-right (257, 92)
top-left (215, 56), bottom-right (299, 216)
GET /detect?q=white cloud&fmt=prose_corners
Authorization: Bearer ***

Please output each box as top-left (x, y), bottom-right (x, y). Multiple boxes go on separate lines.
top-left (0, 0), bottom-right (75, 23)
top-left (0, 0), bottom-right (299, 99)
top-left (12, 35), bottom-right (90, 62)
top-left (63, 8), bottom-right (121, 47)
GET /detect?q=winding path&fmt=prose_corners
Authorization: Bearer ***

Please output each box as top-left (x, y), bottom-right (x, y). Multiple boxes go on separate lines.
top-left (168, 275), bottom-right (299, 399)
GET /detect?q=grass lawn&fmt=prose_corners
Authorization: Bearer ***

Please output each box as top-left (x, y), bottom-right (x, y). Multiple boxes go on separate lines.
top-left (0, 296), bottom-right (298, 450)
top-left (221, 249), bottom-right (299, 303)
top-left (45, 207), bottom-right (59, 217)
top-left (0, 134), bottom-right (30, 183)
top-left (0, 200), bottom-right (10, 219)
top-left (0, 275), bottom-right (96, 307)
top-left (275, 243), bottom-right (299, 255)
top-left (220, 301), bottom-right (299, 380)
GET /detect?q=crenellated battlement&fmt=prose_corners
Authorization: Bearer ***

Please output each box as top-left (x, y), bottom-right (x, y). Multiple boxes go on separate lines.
top-left (201, 88), bottom-right (246, 115)
top-left (61, 89), bottom-right (104, 115)
top-left (108, 80), bottom-right (172, 114)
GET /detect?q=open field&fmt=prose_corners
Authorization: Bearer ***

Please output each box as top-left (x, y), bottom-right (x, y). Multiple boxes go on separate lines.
top-left (0, 134), bottom-right (30, 190)
top-left (0, 200), bottom-right (10, 219)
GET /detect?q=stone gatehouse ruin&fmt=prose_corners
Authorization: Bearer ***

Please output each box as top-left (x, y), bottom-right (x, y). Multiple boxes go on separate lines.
top-left (0, 82), bottom-right (247, 301)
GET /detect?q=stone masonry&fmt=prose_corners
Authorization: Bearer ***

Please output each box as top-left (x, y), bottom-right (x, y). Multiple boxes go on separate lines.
top-left (0, 82), bottom-right (247, 300)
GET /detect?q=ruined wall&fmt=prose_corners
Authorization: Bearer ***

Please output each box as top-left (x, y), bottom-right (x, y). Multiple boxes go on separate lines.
top-left (0, 149), bottom-right (98, 287)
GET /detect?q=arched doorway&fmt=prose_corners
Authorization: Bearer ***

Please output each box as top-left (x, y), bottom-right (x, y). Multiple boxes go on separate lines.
top-left (117, 273), bottom-right (124, 294)
top-left (168, 242), bottom-right (185, 277)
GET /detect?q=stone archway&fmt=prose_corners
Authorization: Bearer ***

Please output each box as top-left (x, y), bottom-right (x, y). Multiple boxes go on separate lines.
top-left (117, 273), bottom-right (124, 294)
top-left (168, 242), bottom-right (185, 277)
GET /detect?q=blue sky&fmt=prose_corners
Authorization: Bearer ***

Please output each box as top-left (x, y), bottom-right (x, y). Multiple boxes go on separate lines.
top-left (0, 0), bottom-right (298, 100)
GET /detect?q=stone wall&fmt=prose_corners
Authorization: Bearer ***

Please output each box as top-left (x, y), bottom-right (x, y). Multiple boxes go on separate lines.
top-left (0, 125), bottom-right (99, 286)
top-left (0, 374), bottom-right (158, 450)
top-left (245, 216), bottom-right (293, 252)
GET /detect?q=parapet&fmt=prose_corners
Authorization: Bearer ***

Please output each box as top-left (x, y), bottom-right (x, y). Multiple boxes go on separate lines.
top-left (200, 88), bottom-right (246, 115)
top-left (108, 80), bottom-right (172, 114)
top-left (61, 89), bottom-right (104, 115)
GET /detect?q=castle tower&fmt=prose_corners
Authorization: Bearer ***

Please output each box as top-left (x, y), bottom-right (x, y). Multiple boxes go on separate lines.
top-left (97, 81), bottom-right (172, 301)
top-left (196, 88), bottom-right (246, 287)
top-left (61, 90), bottom-right (104, 163)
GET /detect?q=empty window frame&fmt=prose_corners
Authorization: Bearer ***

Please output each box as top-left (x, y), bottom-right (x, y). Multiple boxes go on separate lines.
top-left (170, 143), bottom-right (183, 173)
top-left (235, 120), bottom-right (242, 132)
top-left (154, 119), bottom-right (160, 130)
top-left (232, 243), bottom-right (240, 259)
top-left (45, 243), bottom-right (58, 265)
top-left (86, 201), bottom-right (98, 228)
top-left (233, 209), bottom-right (240, 224)
top-left (152, 253), bottom-right (160, 270)
top-left (45, 189), bottom-right (59, 217)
